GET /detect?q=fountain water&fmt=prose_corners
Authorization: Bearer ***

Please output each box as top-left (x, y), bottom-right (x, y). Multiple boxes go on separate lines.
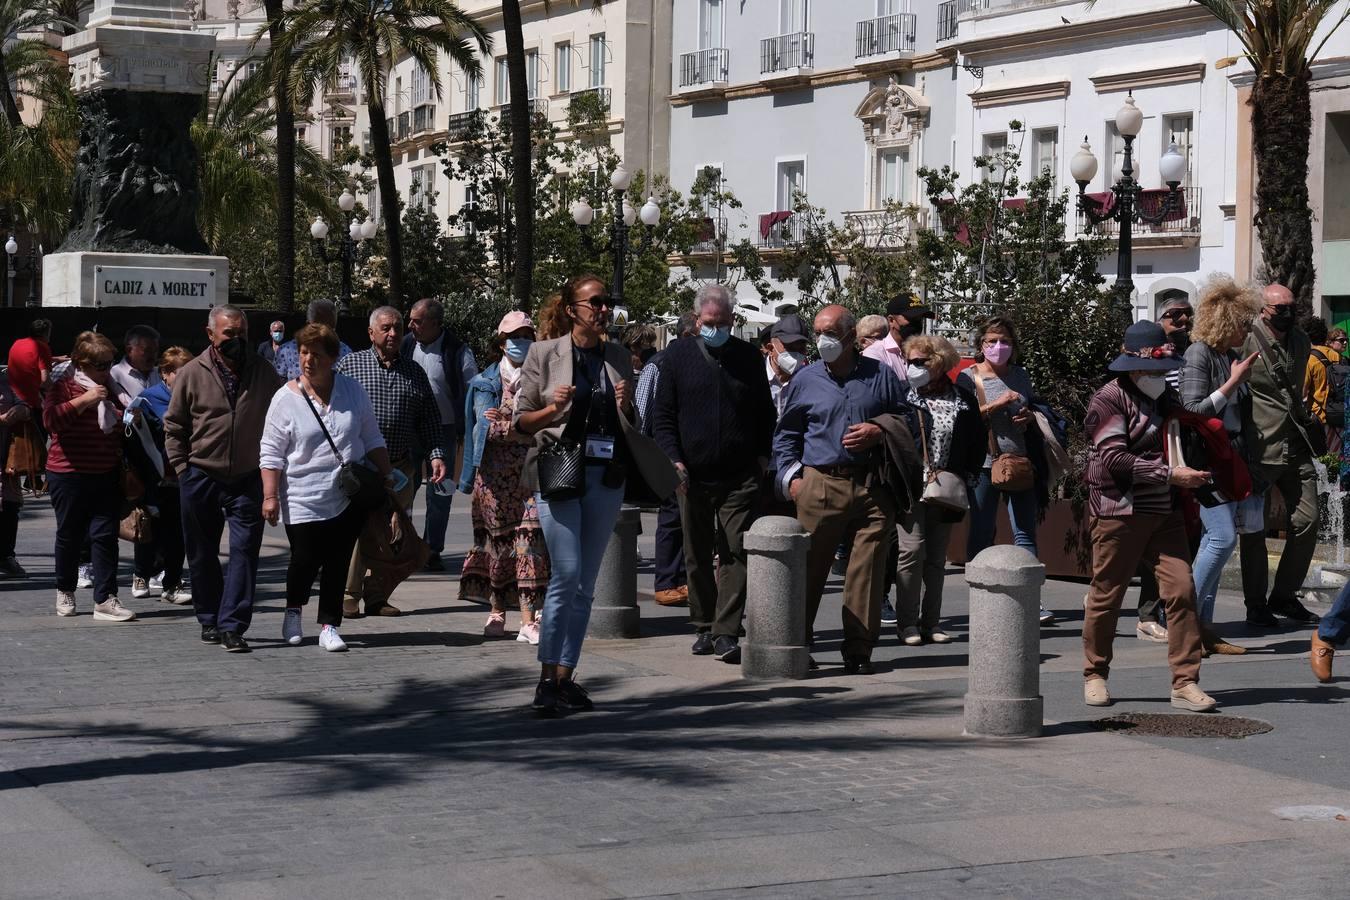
top-left (1300, 460), bottom-right (1350, 604)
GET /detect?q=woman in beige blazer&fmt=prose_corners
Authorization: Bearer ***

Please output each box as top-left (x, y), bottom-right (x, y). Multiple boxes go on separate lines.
top-left (515, 274), bottom-right (679, 715)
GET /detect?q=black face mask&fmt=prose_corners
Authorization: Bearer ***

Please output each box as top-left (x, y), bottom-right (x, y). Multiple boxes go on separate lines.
top-left (218, 336), bottom-right (248, 365)
top-left (898, 321), bottom-right (923, 341)
top-left (1169, 329), bottom-right (1190, 351)
top-left (1268, 306), bottom-right (1296, 331)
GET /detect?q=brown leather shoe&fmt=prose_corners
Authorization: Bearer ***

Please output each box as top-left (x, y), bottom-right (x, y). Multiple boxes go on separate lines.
top-left (654, 586), bottom-right (688, 607)
top-left (366, 601), bottom-right (403, 617)
top-left (1311, 633), bottom-right (1335, 683)
top-left (1202, 626), bottom-right (1248, 656)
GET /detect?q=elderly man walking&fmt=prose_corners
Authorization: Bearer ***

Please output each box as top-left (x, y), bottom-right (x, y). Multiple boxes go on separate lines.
top-left (110, 325), bottom-right (161, 400)
top-left (862, 295), bottom-right (935, 384)
top-left (403, 298), bottom-right (477, 572)
top-left (774, 304), bottom-right (909, 674)
top-left (1238, 284), bottom-right (1322, 628)
top-left (652, 285), bottom-right (776, 662)
top-left (274, 299), bottom-right (352, 379)
top-left (336, 306), bottom-right (447, 616)
top-left (257, 320), bottom-right (286, 367)
top-left (164, 306), bottom-right (283, 652)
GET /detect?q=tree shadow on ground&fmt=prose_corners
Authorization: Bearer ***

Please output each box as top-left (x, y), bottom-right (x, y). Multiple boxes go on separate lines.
top-left (0, 669), bottom-right (967, 797)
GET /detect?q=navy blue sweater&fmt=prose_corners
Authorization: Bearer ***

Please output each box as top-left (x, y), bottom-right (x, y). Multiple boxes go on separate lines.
top-left (650, 335), bottom-right (776, 483)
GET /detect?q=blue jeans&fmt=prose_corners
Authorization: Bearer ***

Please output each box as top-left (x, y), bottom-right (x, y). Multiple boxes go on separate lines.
top-left (180, 466), bottom-right (264, 635)
top-left (535, 466), bottom-right (625, 669)
top-left (1192, 494), bottom-right (1264, 624)
top-left (416, 427), bottom-right (458, 555)
top-left (1321, 581), bottom-right (1350, 646)
top-left (967, 468), bottom-right (1038, 559)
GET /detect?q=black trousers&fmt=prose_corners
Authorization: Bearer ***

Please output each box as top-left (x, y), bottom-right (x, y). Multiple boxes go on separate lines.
top-left (133, 485), bottom-right (186, 589)
top-left (284, 503), bottom-right (366, 627)
top-left (681, 471), bottom-right (759, 638)
top-left (47, 470), bottom-right (120, 598)
top-left (653, 494), bottom-right (686, 592)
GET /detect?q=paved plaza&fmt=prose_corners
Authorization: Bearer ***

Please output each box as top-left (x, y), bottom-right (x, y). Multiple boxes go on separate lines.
top-left (1, 496), bottom-right (1348, 899)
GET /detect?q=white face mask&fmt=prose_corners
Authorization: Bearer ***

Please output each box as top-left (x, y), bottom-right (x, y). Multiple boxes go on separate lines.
top-left (1134, 373), bottom-right (1167, 399)
top-left (816, 334), bottom-right (845, 364)
top-left (906, 364), bottom-right (932, 389)
top-left (776, 351), bottom-right (807, 376)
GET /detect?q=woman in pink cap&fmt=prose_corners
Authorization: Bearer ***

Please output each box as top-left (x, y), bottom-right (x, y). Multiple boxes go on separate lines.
top-left (458, 311), bottom-right (550, 643)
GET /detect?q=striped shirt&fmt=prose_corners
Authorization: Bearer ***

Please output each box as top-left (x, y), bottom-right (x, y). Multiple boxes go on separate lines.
top-left (43, 374), bottom-right (124, 474)
top-left (1084, 378), bottom-right (1173, 518)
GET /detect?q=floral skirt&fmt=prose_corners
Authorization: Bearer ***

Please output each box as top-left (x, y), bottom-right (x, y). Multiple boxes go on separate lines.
top-left (459, 441), bottom-right (550, 613)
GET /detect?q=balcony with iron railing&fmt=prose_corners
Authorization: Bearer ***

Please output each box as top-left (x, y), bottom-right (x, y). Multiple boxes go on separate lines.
top-left (569, 85), bottom-right (611, 113)
top-left (760, 32), bottom-right (814, 79)
top-left (329, 72), bottom-right (357, 99)
top-left (396, 111), bottom-right (411, 142)
top-left (855, 13), bottom-right (917, 62)
top-left (842, 207), bottom-right (923, 249)
top-left (679, 47), bottom-right (730, 90)
top-left (411, 104), bottom-right (436, 135)
top-left (757, 212), bottom-right (806, 250)
top-left (1075, 186), bottom-right (1202, 247)
top-left (937, 0), bottom-right (958, 41)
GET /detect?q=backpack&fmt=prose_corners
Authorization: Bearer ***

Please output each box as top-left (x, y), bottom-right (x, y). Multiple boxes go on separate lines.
top-left (1312, 348), bottom-right (1348, 428)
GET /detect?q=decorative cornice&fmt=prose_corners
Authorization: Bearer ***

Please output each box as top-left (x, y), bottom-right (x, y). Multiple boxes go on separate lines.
top-left (1090, 61), bottom-right (1206, 93)
top-left (970, 79), bottom-right (1070, 109)
top-left (957, 5), bottom-right (1216, 57)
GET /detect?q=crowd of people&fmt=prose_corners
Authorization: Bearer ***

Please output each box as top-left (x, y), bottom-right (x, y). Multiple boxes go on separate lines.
top-left (2, 273), bottom-right (1349, 716)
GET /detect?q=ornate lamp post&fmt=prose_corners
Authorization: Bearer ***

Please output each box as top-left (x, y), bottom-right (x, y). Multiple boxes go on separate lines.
top-left (570, 163), bottom-right (662, 310)
top-left (1070, 93), bottom-right (1189, 313)
top-left (310, 188), bottom-right (377, 314)
top-left (4, 227), bottom-right (42, 308)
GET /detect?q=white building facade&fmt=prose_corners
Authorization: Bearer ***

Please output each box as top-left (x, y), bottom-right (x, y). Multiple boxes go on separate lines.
top-left (667, 0), bottom-right (962, 317)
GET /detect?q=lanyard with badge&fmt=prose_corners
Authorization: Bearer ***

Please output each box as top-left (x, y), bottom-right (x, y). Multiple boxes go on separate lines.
top-left (579, 348), bottom-right (616, 463)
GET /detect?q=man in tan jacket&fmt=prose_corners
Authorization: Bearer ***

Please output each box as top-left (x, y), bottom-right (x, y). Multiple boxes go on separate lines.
top-left (164, 305), bottom-right (284, 652)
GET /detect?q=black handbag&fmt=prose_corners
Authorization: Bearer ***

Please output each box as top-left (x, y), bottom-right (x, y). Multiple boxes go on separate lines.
top-left (536, 438), bottom-right (585, 500)
top-left (301, 385), bottom-right (388, 511)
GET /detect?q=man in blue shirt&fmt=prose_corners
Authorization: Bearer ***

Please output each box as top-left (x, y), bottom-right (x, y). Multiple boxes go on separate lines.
top-left (774, 304), bottom-right (908, 674)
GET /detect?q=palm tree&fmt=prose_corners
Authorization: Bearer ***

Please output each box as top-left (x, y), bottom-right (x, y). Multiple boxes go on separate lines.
top-left (1192, 0), bottom-right (1350, 311)
top-left (261, 0), bottom-right (298, 312)
top-left (264, 0), bottom-right (490, 307)
top-left (1, 0), bottom-right (72, 127)
top-left (501, 0), bottom-right (610, 309)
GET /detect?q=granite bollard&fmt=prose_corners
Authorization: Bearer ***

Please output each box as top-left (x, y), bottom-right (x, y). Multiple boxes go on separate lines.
top-left (588, 504), bottom-right (642, 638)
top-left (963, 545), bottom-right (1045, 738)
top-left (742, 516), bottom-right (811, 680)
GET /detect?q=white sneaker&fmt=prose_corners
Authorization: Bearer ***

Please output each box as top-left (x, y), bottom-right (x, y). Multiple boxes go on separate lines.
top-left (517, 621), bottom-right (541, 645)
top-left (77, 564), bottom-right (93, 589)
top-left (93, 596), bottom-right (136, 622)
top-left (148, 572), bottom-right (165, 592)
top-left (131, 576), bottom-right (151, 598)
top-left (318, 624), bottom-right (347, 652)
top-left (55, 591), bottom-right (77, 617)
top-left (283, 608), bottom-right (303, 646)
top-left (900, 626), bottom-right (923, 646)
top-left (160, 585), bottom-right (192, 604)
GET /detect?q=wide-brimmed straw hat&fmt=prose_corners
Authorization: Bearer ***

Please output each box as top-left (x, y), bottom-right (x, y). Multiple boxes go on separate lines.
top-left (1108, 320), bottom-right (1184, 373)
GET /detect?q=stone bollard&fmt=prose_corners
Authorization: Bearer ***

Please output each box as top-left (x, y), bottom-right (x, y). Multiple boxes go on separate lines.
top-left (588, 504), bottom-right (642, 639)
top-left (963, 545), bottom-right (1045, 738)
top-left (741, 516), bottom-right (811, 680)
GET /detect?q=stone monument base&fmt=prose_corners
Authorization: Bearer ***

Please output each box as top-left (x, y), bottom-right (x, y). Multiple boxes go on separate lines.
top-left (43, 251), bottom-right (228, 308)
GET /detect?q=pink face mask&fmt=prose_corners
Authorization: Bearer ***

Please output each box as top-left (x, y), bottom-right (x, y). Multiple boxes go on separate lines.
top-left (984, 341), bottom-right (1013, 366)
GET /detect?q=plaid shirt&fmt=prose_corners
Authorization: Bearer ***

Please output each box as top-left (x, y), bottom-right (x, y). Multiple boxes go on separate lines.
top-left (209, 346), bottom-right (240, 407)
top-left (335, 348), bottom-right (444, 463)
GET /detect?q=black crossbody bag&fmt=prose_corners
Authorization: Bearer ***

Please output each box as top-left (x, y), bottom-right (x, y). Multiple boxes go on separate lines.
top-left (300, 384), bottom-right (388, 511)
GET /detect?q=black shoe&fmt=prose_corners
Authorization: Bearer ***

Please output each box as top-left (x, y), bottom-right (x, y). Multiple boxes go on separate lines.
top-left (220, 631), bottom-right (250, 653)
top-left (200, 624), bottom-right (220, 645)
top-left (424, 554), bottom-right (444, 573)
top-left (533, 677), bottom-right (560, 715)
top-left (691, 631), bottom-right (715, 655)
top-left (1270, 597), bottom-right (1321, 625)
top-left (843, 655), bottom-right (875, 676)
top-left (713, 635), bottom-right (741, 664)
top-left (1245, 608), bottom-right (1281, 628)
top-left (556, 678), bottom-right (594, 712)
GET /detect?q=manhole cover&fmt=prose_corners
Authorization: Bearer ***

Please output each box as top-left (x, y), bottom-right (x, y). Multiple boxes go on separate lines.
top-left (1090, 713), bottom-right (1273, 739)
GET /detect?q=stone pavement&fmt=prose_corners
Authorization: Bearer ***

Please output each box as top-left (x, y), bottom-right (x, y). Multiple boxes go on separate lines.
top-left (1, 495), bottom-right (1348, 899)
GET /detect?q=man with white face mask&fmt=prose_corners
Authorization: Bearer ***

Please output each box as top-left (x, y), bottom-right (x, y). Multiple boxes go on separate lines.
top-left (765, 313), bottom-right (811, 415)
top-left (1082, 320), bottom-right (1216, 712)
top-left (774, 304), bottom-right (909, 674)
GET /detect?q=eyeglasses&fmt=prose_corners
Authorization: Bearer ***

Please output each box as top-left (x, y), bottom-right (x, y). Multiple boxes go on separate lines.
top-left (907, 357), bottom-right (930, 366)
top-left (89, 360), bottom-right (113, 371)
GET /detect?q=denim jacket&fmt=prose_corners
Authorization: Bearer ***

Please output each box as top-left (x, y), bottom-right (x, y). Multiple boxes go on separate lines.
top-left (457, 362), bottom-right (503, 494)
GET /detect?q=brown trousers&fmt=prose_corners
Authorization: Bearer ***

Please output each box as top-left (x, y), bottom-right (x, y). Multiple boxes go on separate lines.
top-left (796, 467), bottom-right (896, 658)
top-left (345, 458), bottom-right (418, 607)
top-left (1084, 511), bottom-right (1203, 690)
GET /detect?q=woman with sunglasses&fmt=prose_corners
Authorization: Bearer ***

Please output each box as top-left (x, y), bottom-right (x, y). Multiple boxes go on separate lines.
top-left (43, 331), bottom-right (135, 621)
top-left (514, 274), bottom-right (678, 715)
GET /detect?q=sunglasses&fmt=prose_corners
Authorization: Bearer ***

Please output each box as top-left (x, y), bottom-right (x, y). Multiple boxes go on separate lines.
top-left (578, 297), bottom-right (613, 310)
top-left (907, 357), bottom-right (931, 366)
top-left (1161, 309), bottom-right (1192, 321)
top-left (89, 360), bottom-right (114, 371)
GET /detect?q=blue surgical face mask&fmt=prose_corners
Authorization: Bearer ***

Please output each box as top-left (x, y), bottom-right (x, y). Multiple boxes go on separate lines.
top-left (271, 330), bottom-right (284, 343)
top-left (700, 324), bottom-right (731, 348)
top-left (504, 338), bottom-right (532, 363)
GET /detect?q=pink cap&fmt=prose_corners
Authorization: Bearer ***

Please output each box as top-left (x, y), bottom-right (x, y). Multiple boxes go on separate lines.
top-left (497, 310), bottom-right (533, 336)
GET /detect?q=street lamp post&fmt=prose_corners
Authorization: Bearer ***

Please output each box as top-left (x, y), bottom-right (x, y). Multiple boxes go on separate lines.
top-left (570, 164), bottom-right (662, 310)
top-left (1070, 93), bottom-right (1189, 314)
top-left (5, 227), bottom-right (43, 308)
top-left (310, 188), bottom-right (377, 314)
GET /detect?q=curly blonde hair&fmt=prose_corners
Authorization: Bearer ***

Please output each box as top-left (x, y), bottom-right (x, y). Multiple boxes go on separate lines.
top-left (1191, 276), bottom-right (1262, 350)
top-left (902, 333), bottom-right (959, 375)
